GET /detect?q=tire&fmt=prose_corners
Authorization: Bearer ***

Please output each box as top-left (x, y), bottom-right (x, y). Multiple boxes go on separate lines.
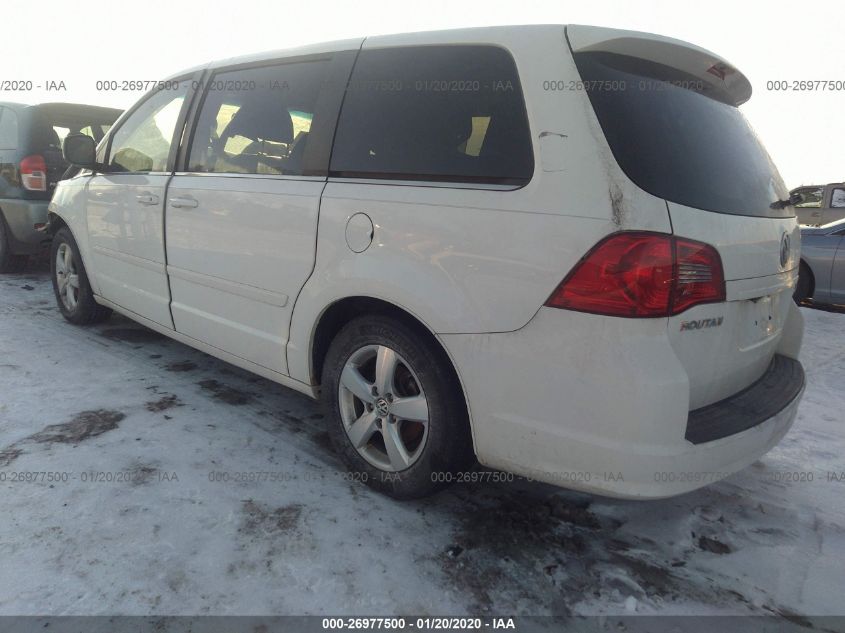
top-left (50, 227), bottom-right (112, 325)
top-left (0, 212), bottom-right (29, 273)
top-left (794, 261), bottom-right (812, 303)
top-left (322, 315), bottom-right (474, 499)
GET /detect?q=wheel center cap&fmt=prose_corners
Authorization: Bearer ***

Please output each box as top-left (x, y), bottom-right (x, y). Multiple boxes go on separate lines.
top-left (375, 397), bottom-right (390, 417)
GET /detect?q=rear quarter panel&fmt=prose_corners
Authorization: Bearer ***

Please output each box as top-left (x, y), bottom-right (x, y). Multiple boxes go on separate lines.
top-left (286, 25), bottom-right (673, 384)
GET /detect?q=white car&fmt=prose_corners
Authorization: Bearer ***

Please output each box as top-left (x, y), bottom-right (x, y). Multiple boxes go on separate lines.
top-left (50, 25), bottom-right (805, 499)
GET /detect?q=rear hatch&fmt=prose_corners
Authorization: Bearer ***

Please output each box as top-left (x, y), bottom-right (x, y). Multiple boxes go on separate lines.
top-left (28, 103), bottom-right (122, 194)
top-left (568, 26), bottom-right (799, 409)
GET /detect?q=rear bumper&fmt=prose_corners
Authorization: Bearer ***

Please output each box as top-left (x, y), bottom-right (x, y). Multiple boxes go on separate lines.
top-left (686, 355), bottom-right (804, 444)
top-left (0, 199), bottom-right (50, 253)
top-left (586, 384), bottom-right (802, 499)
top-left (439, 307), bottom-right (804, 500)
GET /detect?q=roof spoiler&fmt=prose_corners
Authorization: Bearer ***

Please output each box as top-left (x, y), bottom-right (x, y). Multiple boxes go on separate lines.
top-left (566, 25), bottom-right (752, 106)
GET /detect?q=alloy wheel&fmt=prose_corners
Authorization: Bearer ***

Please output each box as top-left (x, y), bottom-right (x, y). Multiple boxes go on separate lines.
top-left (55, 242), bottom-right (80, 311)
top-left (338, 344), bottom-right (430, 471)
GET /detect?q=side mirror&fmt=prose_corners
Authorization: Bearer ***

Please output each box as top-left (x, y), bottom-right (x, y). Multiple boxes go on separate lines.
top-left (63, 133), bottom-right (98, 169)
top-left (789, 192), bottom-right (806, 206)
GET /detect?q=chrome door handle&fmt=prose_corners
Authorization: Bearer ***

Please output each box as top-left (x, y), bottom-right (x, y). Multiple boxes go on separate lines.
top-left (136, 194), bottom-right (159, 205)
top-left (169, 196), bottom-right (199, 209)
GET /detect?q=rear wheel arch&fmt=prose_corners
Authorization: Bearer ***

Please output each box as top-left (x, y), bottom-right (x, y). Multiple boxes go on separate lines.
top-left (309, 297), bottom-right (474, 439)
top-left (316, 303), bottom-right (477, 498)
top-left (311, 297), bottom-right (457, 384)
top-left (795, 259), bottom-right (815, 302)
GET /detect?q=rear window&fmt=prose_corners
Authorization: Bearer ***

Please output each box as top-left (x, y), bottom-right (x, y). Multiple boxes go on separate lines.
top-left (30, 106), bottom-right (120, 155)
top-left (0, 107), bottom-right (18, 149)
top-left (51, 123), bottom-right (113, 147)
top-left (573, 52), bottom-right (791, 218)
top-left (330, 45), bottom-right (533, 185)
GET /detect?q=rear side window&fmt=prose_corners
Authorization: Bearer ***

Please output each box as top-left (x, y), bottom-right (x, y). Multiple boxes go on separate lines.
top-left (573, 52), bottom-right (791, 218)
top-left (0, 107), bottom-right (18, 150)
top-left (330, 45), bottom-right (533, 185)
top-left (188, 60), bottom-right (329, 176)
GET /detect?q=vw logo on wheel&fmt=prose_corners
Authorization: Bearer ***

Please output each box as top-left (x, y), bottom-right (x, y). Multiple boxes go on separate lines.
top-left (780, 232), bottom-right (790, 269)
top-left (375, 397), bottom-right (391, 417)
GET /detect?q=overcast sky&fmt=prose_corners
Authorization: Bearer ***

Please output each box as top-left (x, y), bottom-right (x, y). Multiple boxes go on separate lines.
top-left (2, 0), bottom-right (841, 188)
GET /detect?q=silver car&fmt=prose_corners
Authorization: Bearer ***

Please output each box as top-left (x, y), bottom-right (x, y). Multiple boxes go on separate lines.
top-left (795, 218), bottom-right (845, 304)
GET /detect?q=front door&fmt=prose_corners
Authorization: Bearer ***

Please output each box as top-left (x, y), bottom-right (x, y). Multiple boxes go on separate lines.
top-left (86, 81), bottom-right (192, 327)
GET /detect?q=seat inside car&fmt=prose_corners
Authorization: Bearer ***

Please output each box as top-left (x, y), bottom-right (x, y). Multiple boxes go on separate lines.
top-left (358, 99), bottom-right (478, 178)
top-left (422, 111), bottom-right (477, 176)
top-left (286, 127), bottom-right (309, 173)
top-left (213, 101), bottom-right (294, 174)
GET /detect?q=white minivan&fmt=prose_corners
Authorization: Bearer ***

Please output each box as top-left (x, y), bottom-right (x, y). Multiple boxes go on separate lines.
top-left (50, 25), bottom-right (804, 499)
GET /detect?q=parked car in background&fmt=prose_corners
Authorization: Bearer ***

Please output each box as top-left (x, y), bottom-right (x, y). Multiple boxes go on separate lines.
top-left (50, 25), bottom-right (804, 500)
top-left (792, 183), bottom-right (845, 226)
top-left (0, 102), bottom-right (121, 272)
top-left (795, 218), bottom-right (845, 305)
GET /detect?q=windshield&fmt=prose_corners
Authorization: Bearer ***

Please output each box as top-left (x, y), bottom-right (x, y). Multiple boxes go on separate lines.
top-left (573, 51), bottom-right (792, 218)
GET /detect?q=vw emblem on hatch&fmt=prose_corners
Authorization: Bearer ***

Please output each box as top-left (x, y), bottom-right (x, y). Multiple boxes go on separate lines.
top-left (779, 232), bottom-right (790, 269)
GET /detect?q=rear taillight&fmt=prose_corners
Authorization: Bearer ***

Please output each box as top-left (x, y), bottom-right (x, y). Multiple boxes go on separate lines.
top-left (545, 232), bottom-right (725, 317)
top-left (672, 238), bottom-right (725, 313)
top-left (19, 154), bottom-right (47, 191)
top-left (20, 154), bottom-right (47, 191)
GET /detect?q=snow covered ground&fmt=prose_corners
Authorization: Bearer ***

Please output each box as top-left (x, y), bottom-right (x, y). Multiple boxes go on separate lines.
top-left (0, 267), bottom-right (844, 618)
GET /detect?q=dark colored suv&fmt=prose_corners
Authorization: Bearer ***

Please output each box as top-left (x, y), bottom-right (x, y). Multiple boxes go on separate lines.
top-left (0, 102), bottom-right (121, 271)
